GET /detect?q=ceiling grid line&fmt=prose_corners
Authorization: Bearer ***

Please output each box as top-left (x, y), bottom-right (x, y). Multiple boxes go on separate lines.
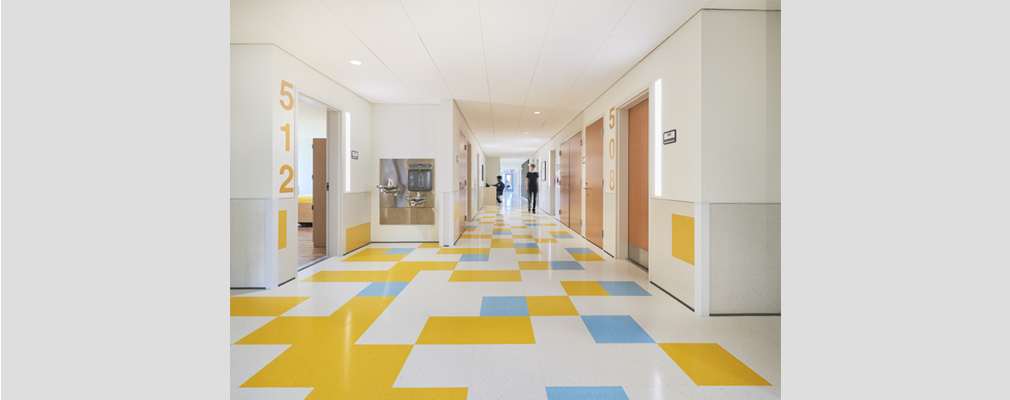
top-left (475, 0), bottom-right (498, 151)
top-left (518, 0), bottom-right (561, 155)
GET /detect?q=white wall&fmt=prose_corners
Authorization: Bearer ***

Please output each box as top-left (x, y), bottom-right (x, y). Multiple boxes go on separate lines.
top-left (370, 104), bottom-right (441, 242)
top-left (231, 44), bottom-right (372, 287)
top-left (485, 157), bottom-right (501, 185)
top-left (701, 10), bottom-right (781, 204)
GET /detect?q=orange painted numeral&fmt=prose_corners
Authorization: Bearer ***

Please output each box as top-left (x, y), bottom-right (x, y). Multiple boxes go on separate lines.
top-left (608, 107), bottom-right (615, 129)
top-left (279, 80), bottom-right (294, 111)
top-left (279, 165), bottom-right (294, 193)
top-left (281, 123), bottom-right (291, 151)
top-left (609, 138), bottom-right (615, 160)
top-left (609, 170), bottom-right (615, 191)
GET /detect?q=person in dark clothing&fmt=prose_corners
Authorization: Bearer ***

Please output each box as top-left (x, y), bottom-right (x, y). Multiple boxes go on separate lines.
top-left (495, 176), bottom-right (505, 204)
top-left (526, 165), bottom-right (539, 212)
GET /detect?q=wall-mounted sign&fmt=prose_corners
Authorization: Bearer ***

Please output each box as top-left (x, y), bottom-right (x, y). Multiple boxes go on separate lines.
top-left (351, 150), bottom-right (359, 159)
top-left (663, 129), bottom-right (677, 145)
top-left (582, 156), bottom-right (586, 164)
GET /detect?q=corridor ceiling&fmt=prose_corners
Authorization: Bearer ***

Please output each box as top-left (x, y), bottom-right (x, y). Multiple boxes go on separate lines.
top-left (231, 0), bottom-right (780, 157)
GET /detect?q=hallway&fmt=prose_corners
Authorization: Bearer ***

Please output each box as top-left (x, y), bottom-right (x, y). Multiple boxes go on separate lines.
top-left (230, 194), bottom-right (781, 399)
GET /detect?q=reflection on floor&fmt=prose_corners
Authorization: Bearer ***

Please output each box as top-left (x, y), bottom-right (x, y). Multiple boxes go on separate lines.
top-left (231, 195), bottom-right (781, 399)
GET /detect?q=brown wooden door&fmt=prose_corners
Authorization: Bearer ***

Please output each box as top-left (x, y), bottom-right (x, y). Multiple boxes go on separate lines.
top-left (569, 131), bottom-right (582, 235)
top-left (559, 138), bottom-right (570, 227)
top-left (585, 118), bottom-right (604, 248)
top-left (457, 132), bottom-right (467, 237)
top-left (628, 99), bottom-right (649, 253)
top-left (312, 138), bottom-right (327, 247)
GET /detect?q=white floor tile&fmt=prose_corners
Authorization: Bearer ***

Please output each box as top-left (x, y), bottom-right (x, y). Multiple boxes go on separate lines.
top-left (393, 345), bottom-right (475, 388)
top-left (469, 345), bottom-right (544, 388)
top-left (230, 317), bottom-right (275, 344)
top-left (530, 316), bottom-right (597, 344)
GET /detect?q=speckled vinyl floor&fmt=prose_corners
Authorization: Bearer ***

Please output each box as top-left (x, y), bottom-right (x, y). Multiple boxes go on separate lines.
top-left (230, 194), bottom-right (780, 399)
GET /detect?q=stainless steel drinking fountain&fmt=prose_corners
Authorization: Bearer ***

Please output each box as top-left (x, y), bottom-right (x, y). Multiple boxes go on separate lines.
top-left (377, 159), bottom-right (435, 225)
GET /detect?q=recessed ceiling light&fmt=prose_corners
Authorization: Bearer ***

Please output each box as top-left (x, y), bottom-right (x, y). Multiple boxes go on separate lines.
top-left (534, 111), bottom-right (540, 114)
top-left (524, 132), bottom-right (528, 134)
top-left (350, 60), bottom-right (362, 65)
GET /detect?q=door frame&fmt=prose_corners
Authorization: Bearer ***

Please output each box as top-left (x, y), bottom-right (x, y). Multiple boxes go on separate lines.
top-left (297, 92), bottom-right (345, 258)
top-left (615, 87), bottom-right (651, 261)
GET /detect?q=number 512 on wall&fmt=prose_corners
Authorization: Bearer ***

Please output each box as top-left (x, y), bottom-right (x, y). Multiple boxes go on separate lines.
top-left (278, 80), bottom-right (295, 194)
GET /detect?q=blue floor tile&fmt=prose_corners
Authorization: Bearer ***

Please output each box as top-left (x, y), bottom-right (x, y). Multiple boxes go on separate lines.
top-left (565, 247), bottom-right (597, 254)
top-left (480, 296), bottom-right (529, 316)
top-left (546, 387), bottom-right (629, 400)
top-left (580, 315), bottom-right (655, 343)
top-left (459, 254), bottom-right (490, 262)
top-left (492, 232), bottom-right (511, 236)
top-left (383, 248), bottom-right (415, 255)
top-left (356, 282), bottom-right (410, 297)
top-left (549, 261), bottom-right (584, 270)
top-left (552, 234), bottom-right (575, 239)
top-left (514, 243), bottom-right (539, 248)
top-left (597, 281), bottom-right (652, 296)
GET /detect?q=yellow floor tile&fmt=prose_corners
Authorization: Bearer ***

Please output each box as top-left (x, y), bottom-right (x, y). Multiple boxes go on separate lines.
top-left (415, 316), bottom-right (536, 344)
top-left (515, 248), bottom-right (543, 254)
top-left (460, 234), bottom-right (492, 239)
top-left (479, 222), bottom-right (494, 224)
top-left (658, 343), bottom-right (771, 386)
top-left (448, 270), bottom-right (522, 282)
top-left (510, 226), bottom-right (527, 229)
top-left (490, 239), bottom-right (515, 248)
top-left (493, 229), bottom-right (510, 232)
top-left (518, 261), bottom-right (550, 270)
top-left (541, 223), bottom-right (557, 226)
top-left (342, 248), bottom-right (408, 262)
top-left (549, 231), bottom-right (569, 235)
top-left (302, 270), bottom-right (418, 282)
top-left (230, 296), bottom-right (310, 316)
top-left (437, 248), bottom-right (491, 254)
top-left (235, 296), bottom-right (471, 398)
top-left (535, 238), bottom-right (558, 243)
top-left (526, 296), bottom-right (579, 316)
top-left (417, 242), bottom-right (441, 248)
top-left (560, 281), bottom-right (610, 296)
top-left (396, 261), bottom-right (458, 271)
top-left (513, 234), bottom-right (535, 239)
top-left (570, 253), bottom-right (606, 261)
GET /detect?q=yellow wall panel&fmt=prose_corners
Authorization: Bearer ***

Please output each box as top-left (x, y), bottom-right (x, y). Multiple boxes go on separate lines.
top-left (346, 222), bottom-right (371, 253)
top-left (278, 210), bottom-right (288, 249)
top-left (671, 214), bottom-right (695, 265)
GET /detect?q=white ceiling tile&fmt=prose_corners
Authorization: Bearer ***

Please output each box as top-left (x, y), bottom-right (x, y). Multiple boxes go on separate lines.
top-left (578, 36), bottom-right (666, 83)
top-left (483, 36), bottom-right (543, 81)
top-left (422, 36), bottom-right (487, 77)
top-left (299, 36), bottom-right (397, 82)
top-left (546, 0), bottom-right (634, 37)
top-left (478, 0), bottom-right (556, 36)
top-left (557, 79), bottom-right (609, 111)
top-left (344, 79), bottom-right (419, 104)
top-left (611, 0), bottom-right (709, 37)
top-left (320, 0), bottom-right (418, 36)
top-left (244, 0), bottom-right (353, 36)
top-left (400, 0), bottom-right (482, 36)
top-left (456, 100), bottom-right (495, 135)
top-left (525, 79), bottom-right (575, 109)
top-left (531, 36), bottom-right (607, 80)
top-left (401, 80), bottom-right (453, 104)
top-left (359, 36), bottom-right (443, 81)
top-left (706, 0), bottom-right (781, 10)
top-left (491, 103), bottom-right (524, 135)
top-left (231, 0), bottom-right (289, 37)
top-left (444, 78), bottom-right (490, 102)
top-left (515, 105), bottom-right (554, 134)
top-left (488, 80), bottom-right (531, 105)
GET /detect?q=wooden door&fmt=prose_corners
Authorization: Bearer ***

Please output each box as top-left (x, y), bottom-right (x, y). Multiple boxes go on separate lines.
top-left (559, 137), bottom-right (571, 227)
top-left (457, 132), bottom-right (467, 237)
top-left (585, 118), bottom-right (604, 248)
top-left (628, 99), bottom-right (649, 256)
top-left (569, 131), bottom-right (582, 235)
top-left (467, 141), bottom-right (472, 220)
top-left (312, 138), bottom-right (327, 247)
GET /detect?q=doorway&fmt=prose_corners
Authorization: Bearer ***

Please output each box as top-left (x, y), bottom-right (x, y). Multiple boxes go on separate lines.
top-left (627, 98), bottom-right (650, 268)
top-left (585, 118), bottom-right (604, 248)
top-left (294, 97), bottom-right (327, 268)
top-left (559, 131), bottom-right (582, 232)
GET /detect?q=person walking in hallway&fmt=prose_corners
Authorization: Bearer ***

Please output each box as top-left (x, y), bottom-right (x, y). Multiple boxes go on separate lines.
top-left (495, 175), bottom-right (505, 204)
top-left (526, 164), bottom-right (539, 213)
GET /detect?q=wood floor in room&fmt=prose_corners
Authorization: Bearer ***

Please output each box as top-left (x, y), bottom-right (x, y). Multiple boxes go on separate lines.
top-left (298, 226), bottom-right (327, 267)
